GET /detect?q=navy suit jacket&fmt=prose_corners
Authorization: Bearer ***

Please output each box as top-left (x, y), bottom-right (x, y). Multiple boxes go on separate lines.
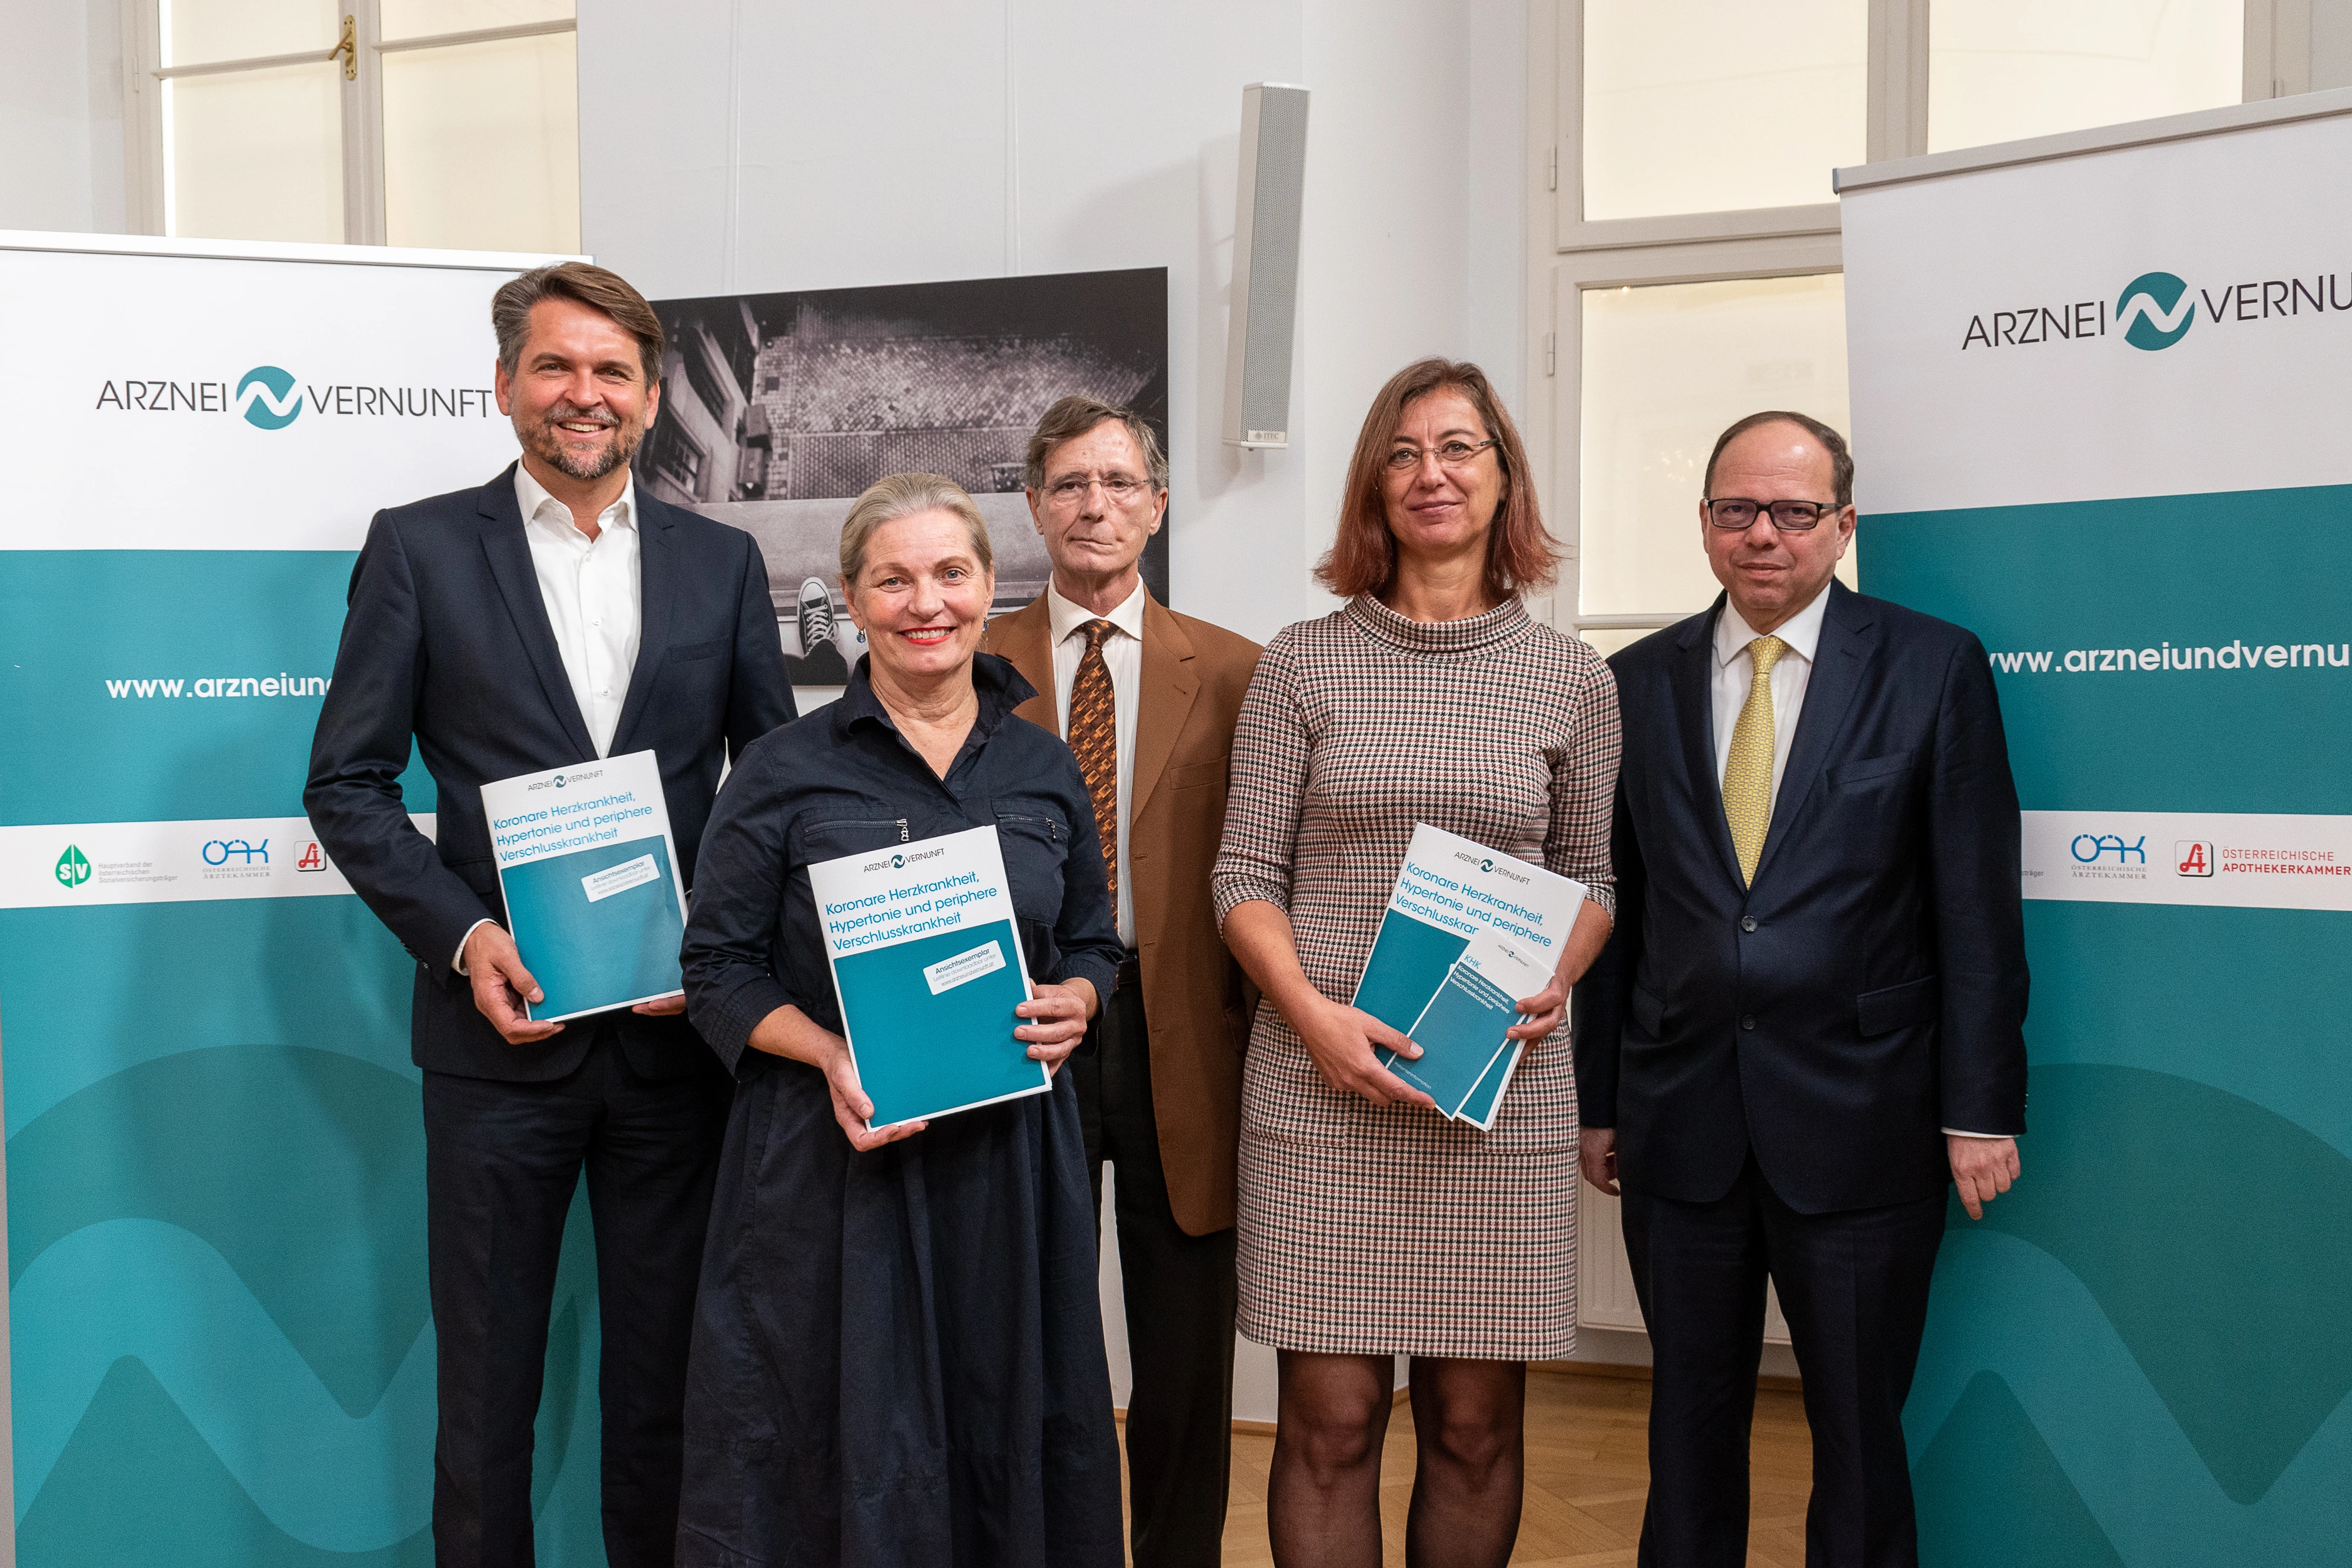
top-left (305, 463), bottom-right (797, 1082)
top-left (1571, 581), bottom-right (2028, 1214)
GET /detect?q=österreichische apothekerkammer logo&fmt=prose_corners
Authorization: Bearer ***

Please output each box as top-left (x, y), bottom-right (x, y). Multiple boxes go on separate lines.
top-left (2116, 272), bottom-right (2194, 351)
top-left (236, 366), bottom-right (302, 429)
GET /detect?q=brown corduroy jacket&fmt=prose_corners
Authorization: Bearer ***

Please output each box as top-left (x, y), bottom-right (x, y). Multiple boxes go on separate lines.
top-left (981, 587), bottom-right (1261, 1235)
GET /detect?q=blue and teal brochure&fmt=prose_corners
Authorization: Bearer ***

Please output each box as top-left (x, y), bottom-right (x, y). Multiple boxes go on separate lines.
top-left (1357, 822), bottom-right (1586, 1126)
top-left (807, 824), bottom-right (1050, 1129)
top-left (482, 750), bottom-right (688, 1023)
top-left (1394, 927), bottom-right (1552, 1116)
top-left (1454, 1038), bottom-right (1524, 1132)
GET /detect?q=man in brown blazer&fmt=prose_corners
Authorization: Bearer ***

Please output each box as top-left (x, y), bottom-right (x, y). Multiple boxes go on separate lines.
top-left (981, 395), bottom-right (1261, 1568)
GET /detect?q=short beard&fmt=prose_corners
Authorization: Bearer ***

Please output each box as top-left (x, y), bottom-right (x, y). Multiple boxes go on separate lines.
top-left (520, 406), bottom-right (644, 483)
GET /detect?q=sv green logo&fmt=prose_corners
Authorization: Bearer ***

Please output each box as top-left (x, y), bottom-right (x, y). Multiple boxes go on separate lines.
top-left (55, 846), bottom-right (91, 889)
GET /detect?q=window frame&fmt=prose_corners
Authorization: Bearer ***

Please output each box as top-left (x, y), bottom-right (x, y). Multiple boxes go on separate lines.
top-left (1525, 0), bottom-right (2289, 649)
top-left (118, 0), bottom-right (579, 247)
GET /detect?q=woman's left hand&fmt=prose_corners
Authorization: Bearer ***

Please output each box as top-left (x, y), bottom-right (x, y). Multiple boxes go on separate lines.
top-left (1508, 977), bottom-right (1568, 1042)
top-left (1015, 979), bottom-right (1096, 1076)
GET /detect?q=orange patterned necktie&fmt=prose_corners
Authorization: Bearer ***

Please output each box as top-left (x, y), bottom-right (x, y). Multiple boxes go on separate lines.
top-left (1067, 618), bottom-right (1120, 902)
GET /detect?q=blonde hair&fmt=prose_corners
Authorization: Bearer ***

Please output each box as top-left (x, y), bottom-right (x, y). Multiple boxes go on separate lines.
top-left (838, 472), bottom-right (995, 586)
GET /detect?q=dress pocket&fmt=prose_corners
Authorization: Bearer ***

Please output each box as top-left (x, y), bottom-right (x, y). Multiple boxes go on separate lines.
top-left (791, 815), bottom-right (913, 864)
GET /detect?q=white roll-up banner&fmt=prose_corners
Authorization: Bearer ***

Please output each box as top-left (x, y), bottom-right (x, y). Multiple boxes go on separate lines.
top-left (1843, 103), bottom-right (2352, 1563)
top-left (0, 233), bottom-right (606, 1564)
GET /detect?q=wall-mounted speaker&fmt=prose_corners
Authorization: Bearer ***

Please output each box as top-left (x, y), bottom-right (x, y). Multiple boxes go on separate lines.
top-left (1224, 82), bottom-right (1309, 450)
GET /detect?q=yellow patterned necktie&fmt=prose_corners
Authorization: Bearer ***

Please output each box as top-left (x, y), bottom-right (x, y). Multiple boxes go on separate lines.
top-left (1067, 618), bottom-right (1120, 902)
top-left (1723, 635), bottom-right (1788, 887)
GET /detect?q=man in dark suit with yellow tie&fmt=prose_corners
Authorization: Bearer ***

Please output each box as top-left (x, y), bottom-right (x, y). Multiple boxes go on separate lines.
top-left (981, 396), bottom-right (1261, 1568)
top-left (1573, 410), bottom-right (2029, 1567)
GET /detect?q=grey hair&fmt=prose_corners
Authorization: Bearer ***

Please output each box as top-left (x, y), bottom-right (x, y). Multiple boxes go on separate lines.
top-left (839, 472), bottom-right (995, 586)
top-left (1023, 395), bottom-right (1170, 490)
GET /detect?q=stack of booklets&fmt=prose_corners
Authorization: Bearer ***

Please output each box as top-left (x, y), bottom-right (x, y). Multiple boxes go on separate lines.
top-left (807, 823), bottom-right (1050, 1128)
top-left (1354, 823), bottom-right (1589, 1129)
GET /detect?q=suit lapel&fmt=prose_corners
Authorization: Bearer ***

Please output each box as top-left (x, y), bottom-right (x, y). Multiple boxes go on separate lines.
top-left (995, 596), bottom-right (1059, 734)
top-left (477, 466), bottom-right (597, 761)
top-left (609, 494), bottom-right (676, 755)
top-left (1750, 581), bottom-right (1875, 889)
top-left (1676, 598), bottom-right (1744, 889)
top-left (1131, 592), bottom-right (1199, 825)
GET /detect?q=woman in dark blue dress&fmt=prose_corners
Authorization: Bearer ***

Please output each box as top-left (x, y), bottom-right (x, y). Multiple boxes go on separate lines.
top-left (674, 473), bottom-right (1125, 1567)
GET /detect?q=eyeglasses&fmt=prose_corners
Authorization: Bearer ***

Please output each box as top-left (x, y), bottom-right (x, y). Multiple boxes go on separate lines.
top-left (1044, 473), bottom-right (1155, 507)
top-left (1703, 497), bottom-right (1845, 531)
top-left (1385, 438), bottom-right (1498, 473)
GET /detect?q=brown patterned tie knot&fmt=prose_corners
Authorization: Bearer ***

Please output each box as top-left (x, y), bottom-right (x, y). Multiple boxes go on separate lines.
top-left (1068, 618), bottom-right (1120, 902)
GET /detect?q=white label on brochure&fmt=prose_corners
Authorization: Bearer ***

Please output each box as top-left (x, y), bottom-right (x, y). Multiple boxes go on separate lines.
top-left (581, 853), bottom-right (662, 904)
top-left (924, 940), bottom-right (1007, 995)
top-left (1454, 926), bottom-right (1552, 998)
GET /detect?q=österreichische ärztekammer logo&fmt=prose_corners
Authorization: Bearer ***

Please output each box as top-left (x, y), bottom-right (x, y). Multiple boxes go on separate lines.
top-left (236, 366), bottom-right (302, 429)
top-left (2116, 272), bottom-right (2194, 351)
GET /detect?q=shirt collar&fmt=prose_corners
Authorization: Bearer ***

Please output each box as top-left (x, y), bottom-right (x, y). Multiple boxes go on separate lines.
top-left (1714, 581), bottom-right (1832, 670)
top-left (1045, 577), bottom-right (1147, 647)
top-left (832, 651), bottom-right (1038, 747)
top-left (514, 462), bottom-right (636, 539)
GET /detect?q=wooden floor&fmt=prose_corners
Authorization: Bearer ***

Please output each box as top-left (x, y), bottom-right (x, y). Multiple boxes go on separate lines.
top-left (1120, 1368), bottom-right (1813, 1566)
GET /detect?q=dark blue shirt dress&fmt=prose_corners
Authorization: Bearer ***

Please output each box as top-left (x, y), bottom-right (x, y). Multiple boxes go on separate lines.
top-left (674, 653), bottom-right (1125, 1568)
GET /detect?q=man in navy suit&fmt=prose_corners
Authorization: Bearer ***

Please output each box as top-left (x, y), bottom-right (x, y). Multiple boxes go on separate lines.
top-left (306, 263), bottom-right (794, 1567)
top-left (1572, 412), bottom-right (2028, 1568)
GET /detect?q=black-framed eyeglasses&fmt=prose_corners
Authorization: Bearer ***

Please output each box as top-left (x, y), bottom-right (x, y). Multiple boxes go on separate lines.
top-left (1703, 497), bottom-right (1843, 531)
top-left (1385, 437), bottom-right (1498, 472)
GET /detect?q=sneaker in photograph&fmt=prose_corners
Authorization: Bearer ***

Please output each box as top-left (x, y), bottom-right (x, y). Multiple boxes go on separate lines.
top-left (797, 577), bottom-right (836, 658)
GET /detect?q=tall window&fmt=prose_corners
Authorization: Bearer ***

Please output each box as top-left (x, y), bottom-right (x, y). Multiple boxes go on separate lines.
top-left (1542, 0), bottom-right (2250, 656)
top-left (125, 0), bottom-right (580, 253)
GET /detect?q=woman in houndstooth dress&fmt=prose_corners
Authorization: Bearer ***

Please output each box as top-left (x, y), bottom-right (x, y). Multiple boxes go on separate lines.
top-left (1213, 360), bottom-right (1619, 1567)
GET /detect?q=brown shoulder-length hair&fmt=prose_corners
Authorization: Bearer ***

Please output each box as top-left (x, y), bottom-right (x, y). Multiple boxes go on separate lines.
top-left (1315, 358), bottom-right (1558, 601)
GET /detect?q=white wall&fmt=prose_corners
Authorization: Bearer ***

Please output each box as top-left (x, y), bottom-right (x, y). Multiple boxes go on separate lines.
top-left (0, 0), bottom-right (126, 235)
top-left (577, 0), bottom-right (1527, 648)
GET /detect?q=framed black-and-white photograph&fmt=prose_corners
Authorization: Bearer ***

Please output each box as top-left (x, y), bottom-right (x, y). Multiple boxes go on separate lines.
top-left (643, 268), bottom-right (1170, 694)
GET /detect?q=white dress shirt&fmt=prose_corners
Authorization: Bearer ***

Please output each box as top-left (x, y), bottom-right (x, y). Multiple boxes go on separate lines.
top-left (1712, 584), bottom-right (1996, 1141)
top-left (516, 464), bottom-right (642, 759)
top-left (1047, 577), bottom-right (1144, 948)
top-left (455, 467), bottom-right (644, 974)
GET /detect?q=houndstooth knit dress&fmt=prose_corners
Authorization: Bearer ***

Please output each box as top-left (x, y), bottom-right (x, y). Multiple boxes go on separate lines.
top-left (1210, 593), bottom-right (1620, 1360)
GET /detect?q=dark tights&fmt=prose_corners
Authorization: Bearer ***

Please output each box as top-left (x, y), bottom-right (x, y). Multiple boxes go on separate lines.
top-left (1266, 1350), bottom-right (1526, 1568)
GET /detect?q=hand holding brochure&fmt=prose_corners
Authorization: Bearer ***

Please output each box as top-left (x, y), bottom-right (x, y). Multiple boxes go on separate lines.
top-left (1355, 823), bottom-right (1588, 1129)
top-left (806, 824), bottom-right (1049, 1129)
top-left (1389, 927), bottom-right (1554, 1116)
top-left (482, 750), bottom-right (687, 1023)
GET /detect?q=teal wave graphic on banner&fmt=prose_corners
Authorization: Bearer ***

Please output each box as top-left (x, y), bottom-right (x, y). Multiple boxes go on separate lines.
top-left (1915, 1372), bottom-right (2126, 1566)
top-left (12, 1219), bottom-right (434, 1548)
top-left (2114, 272), bottom-right (2194, 350)
top-left (1968, 1065), bottom-right (2352, 1501)
top-left (236, 366), bottom-right (302, 429)
top-left (1905, 1065), bottom-right (2352, 1561)
top-left (1909, 1230), bottom-right (2352, 1561)
top-left (20, 1357), bottom-right (425, 1568)
top-left (6, 1047), bottom-right (429, 1410)
top-left (5, 1044), bottom-right (603, 1562)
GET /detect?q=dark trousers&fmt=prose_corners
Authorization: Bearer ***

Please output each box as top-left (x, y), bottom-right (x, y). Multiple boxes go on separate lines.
top-left (423, 1020), bottom-right (731, 1568)
top-left (1622, 1154), bottom-right (1946, 1568)
top-left (1073, 973), bottom-right (1238, 1568)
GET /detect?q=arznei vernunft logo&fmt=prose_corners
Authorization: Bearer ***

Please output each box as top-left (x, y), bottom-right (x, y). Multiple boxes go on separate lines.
top-left (236, 365), bottom-right (303, 430)
top-left (2116, 272), bottom-right (2195, 351)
